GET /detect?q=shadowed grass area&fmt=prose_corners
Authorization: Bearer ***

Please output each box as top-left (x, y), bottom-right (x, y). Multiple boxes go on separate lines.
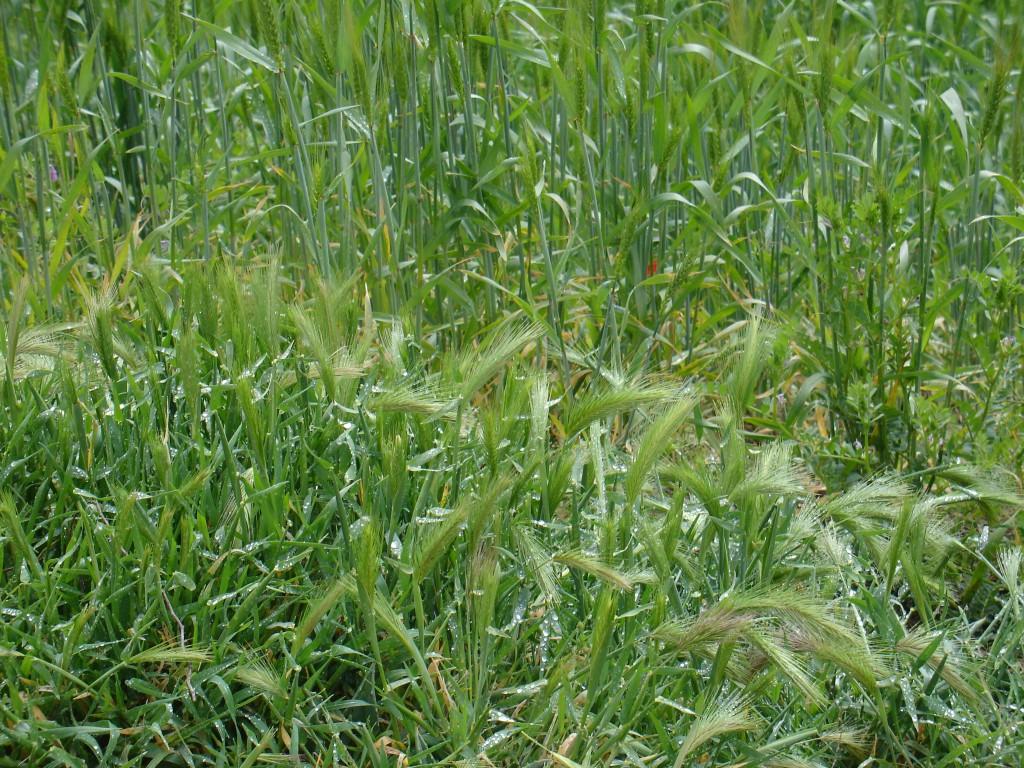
top-left (1, 0), bottom-right (1023, 765)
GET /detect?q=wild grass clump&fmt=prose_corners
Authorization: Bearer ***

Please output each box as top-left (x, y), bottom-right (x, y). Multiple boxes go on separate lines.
top-left (0, 284), bottom-right (1020, 764)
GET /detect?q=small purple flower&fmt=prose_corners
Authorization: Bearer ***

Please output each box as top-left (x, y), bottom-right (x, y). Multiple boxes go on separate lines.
top-left (49, 165), bottom-right (58, 182)
top-left (853, 440), bottom-right (863, 451)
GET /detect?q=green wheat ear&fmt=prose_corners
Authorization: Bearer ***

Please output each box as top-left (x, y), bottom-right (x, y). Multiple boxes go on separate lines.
top-left (471, 547), bottom-right (501, 634)
top-left (723, 316), bottom-right (774, 418)
top-left (894, 627), bottom-right (984, 708)
top-left (553, 550), bottom-right (634, 592)
top-left (292, 578), bottom-right (350, 659)
top-left (2, 279), bottom-right (27, 392)
top-left (0, 323), bottom-right (71, 383)
top-left (564, 378), bottom-right (678, 440)
top-left (452, 319), bottom-right (543, 400)
top-left (0, 24), bottom-right (9, 100)
top-left (412, 496), bottom-right (472, 584)
top-left (728, 442), bottom-right (807, 505)
top-left (164, 0), bottom-right (181, 60)
top-left (0, 492), bottom-right (45, 583)
top-left (233, 656), bottom-right (287, 700)
top-left (996, 547), bottom-right (1022, 599)
top-left (128, 641), bottom-right (212, 665)
top-left (290, 303), bottom-right (338, 400)
top-left (623, 392), bottom-right (698, 505)
top-left (84, 286), bottom-right (118, 381)
top-left (673, 696), bottom-right (760, 768)
top-left (256, 0), bottom-right (282, 66)
top-left (513, 523), bottom-right (559, 607)
top-left (248, 256), bottom-right (283, 358)
top-left (747, 629), bottom-right (826, 706)
top-left (367, 379), bottom-right (450, 416)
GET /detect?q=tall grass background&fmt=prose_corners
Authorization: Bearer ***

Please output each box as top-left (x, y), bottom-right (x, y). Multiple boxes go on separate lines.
top-left (1, 0), bottom-right (1023, 765)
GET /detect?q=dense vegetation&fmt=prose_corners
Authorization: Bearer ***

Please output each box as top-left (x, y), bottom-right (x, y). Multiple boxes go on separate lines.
top-left (1, 0), bottom-right (1023, 765)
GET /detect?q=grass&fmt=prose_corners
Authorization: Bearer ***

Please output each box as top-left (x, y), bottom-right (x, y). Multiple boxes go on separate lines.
top-left (1, 0), bottom-right (1023, 765)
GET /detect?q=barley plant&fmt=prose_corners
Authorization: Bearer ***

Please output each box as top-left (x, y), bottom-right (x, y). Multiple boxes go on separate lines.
top-left (1, 0), bottom-right (1023, 766)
